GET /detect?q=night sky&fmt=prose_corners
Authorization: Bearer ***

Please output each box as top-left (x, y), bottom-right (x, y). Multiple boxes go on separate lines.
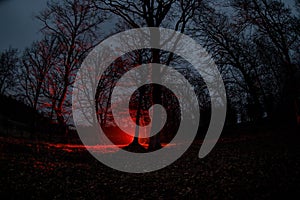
top-left (0, 0), bottom-right (47, 51)
top-left (0, 0), bottom-right (297, 51)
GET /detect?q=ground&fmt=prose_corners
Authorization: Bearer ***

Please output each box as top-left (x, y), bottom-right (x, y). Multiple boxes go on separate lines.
top-left (1, 130), bottom-right (300, 199)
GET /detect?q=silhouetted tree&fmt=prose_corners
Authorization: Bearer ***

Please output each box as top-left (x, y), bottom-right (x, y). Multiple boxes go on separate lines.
top-left (232, 0), bottom-right (300, 128)
top-left (0, 48), bottom-right (19, 96)
top-left (94, 0), bottom-right (201, 150)
top-left (192, 2), bottom-right (265, 123)
top-left (20, 36), bottom-right (59, 111)
top-left (36, 0), bottom-right (106, 134)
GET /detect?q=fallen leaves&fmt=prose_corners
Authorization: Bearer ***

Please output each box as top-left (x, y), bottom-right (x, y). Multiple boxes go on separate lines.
top-left (1, 132), bottom-right (300, 199)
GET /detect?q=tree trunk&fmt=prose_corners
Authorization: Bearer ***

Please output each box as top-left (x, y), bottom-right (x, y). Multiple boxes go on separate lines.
top-left (272, 76), bottom-right (298, 130)
top-left (148, 29), bottom-right (162, 150)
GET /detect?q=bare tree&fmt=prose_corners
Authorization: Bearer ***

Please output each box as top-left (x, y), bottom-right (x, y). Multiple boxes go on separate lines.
top-left (16, 36), bottom-right (60, 137)
top-left (37, 0), bottom-right (106, 133)
top-left (94, 0), bottom-right (200, 150)
top-left (0, 48), bottom-right (19, 96)
top-left (231, 0), bottom-right (299, 128)
top-left (232, 0), bottom-right (297, 70)
top-left (191, 0), bottom-right (300, 128)
top-left (191, 2), bottom-right (267, 123)
top-left (20, 36), bottom-right (59, 111)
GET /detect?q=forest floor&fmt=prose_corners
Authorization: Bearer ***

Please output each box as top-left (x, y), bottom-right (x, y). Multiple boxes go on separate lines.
top-left (1, 129), bottom-right (300, 199)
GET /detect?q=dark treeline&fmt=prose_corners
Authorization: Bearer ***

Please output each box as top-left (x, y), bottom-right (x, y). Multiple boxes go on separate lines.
top-left (0, 94), bottom-right (72, 139)
top-left (0, 0), bottom-right (300, 142)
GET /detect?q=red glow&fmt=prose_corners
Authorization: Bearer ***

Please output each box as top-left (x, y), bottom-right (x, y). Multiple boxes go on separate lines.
top-left (102, 126), bottom-right (134, 145)
top-left (47, 142), bottom-right (174, 153)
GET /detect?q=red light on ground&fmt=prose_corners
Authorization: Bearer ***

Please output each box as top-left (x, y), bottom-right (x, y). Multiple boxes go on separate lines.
top-left (103, 126), bottom-right (134, 145)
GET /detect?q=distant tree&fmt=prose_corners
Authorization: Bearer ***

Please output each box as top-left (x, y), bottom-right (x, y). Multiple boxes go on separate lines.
top-left (36, 0), bottom-right (106, 133)
top-left (232, 0), bottom-right (297, 69)
top-left (231, 0), bottom-right (300, 128)
top-left (16, 36), bottom-right (60, 137)
top-left (0, 48), bottom-right (19, 96)
top-left (192, 2), bottom-right (266, 123)
top-left (191, 0), bottom-right (300, 128)
top-left (20, 36), bottom-right (60, 112)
